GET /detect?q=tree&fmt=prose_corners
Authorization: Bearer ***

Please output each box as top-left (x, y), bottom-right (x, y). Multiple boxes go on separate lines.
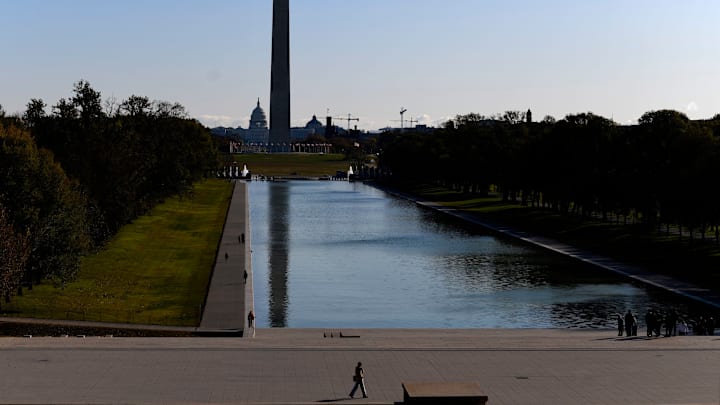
top-left (71, 80), bottom-right (104, 122)
top-left (30, 81), bottom-right (218, 239)
top-left (553, 113), bottom-right (616, 217)
top-left (453, 113), bottom-right (488, 128)
top-left (104, 95), bottom-right (120, 117)
top-left (0, 204), bottom-right (30, 306)
top-left (633, 109), bottom-right (691, 227)
top-left (52, 98), bottom-right (78, 119)
top-left (152, 100), bottom-right (187, 118)
top-left (23, 98), bottom-right (47, 128)
top-left (119, 95), bottom-right (151, 117)
top-left (0, 123), bottom-right (90, 287)
top-left (501, 110), bottom-right (526, 125)
top-left (638, 109), bottom-right (689, 126)
top-left (305, 133), bottom-right (327, 144)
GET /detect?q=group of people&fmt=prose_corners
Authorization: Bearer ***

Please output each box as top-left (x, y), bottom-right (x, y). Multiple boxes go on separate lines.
top-left (690, 315), bottom-right (717, 336)
top-left (617, 309), bottom-right (716, 337)
top-left (644, 309), bottom-right (678, 337)
top-left (617, 310), bottom-right (639, 336)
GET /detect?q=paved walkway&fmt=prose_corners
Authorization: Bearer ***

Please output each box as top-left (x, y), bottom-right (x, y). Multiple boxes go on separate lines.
top-left (1, 329), bottom-right (719, 404)
top-left (199, 180), bottom-right (254, 335)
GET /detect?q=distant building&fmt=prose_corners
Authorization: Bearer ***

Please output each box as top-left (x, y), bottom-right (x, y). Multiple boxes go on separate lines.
top-left (305, 115), bottom-right (323, 131)
top-left (380, 124), bottom-right (434, 133)
top-left (245, 99), bottom-right (269, 144)
top-left (211, 101), bottom-right (334, 151)
top-left (209, 99), bottom-right (269, 144)
top-left (290, 115), bottom-right (325, 140)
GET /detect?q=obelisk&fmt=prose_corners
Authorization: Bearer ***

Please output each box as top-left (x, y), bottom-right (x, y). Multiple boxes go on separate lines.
top-left (270, 0), bottom-right (290, 152)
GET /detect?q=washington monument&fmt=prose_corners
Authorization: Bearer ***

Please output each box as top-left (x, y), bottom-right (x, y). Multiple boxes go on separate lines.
top-left (270, 0), bottom-right (290, 151)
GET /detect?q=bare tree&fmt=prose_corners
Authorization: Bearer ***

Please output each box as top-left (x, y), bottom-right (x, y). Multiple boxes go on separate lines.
top-left (152, 100), bottom-right (187, 118)
top-left (104, 95), bottom-right (120, 117)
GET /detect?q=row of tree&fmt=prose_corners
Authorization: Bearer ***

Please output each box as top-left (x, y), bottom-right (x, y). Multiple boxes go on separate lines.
top-left (0, 81), bottom-right (219, 305)
top-left (379, 110), bottom-right (720, 240)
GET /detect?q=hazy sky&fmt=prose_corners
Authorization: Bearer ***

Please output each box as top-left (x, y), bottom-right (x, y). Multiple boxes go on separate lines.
top-left (2, 0), bottom-right (719, 130)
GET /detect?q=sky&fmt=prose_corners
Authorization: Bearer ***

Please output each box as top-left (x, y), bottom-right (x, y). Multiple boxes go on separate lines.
top-left (2, 0), bottom-right (720, 130)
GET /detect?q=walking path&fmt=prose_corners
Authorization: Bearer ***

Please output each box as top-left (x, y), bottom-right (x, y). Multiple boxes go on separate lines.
top-left (199, 180), bottom-right (254, 335)
top-left (1, 329), bottom-right (719, 404)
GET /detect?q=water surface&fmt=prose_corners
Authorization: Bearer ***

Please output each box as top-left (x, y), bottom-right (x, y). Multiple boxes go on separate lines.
top-left (249, 181), bottom-right (708, 328)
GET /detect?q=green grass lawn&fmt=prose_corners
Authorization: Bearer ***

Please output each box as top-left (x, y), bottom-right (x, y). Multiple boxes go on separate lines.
top-left (231, 153), bottom-right (351, 177)
top-left (2, 179), bottom-right (233, 326)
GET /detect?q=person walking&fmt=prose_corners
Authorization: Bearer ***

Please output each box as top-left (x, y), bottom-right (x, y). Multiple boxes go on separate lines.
top-left (665, 309), bottom-right (678, 337)
top-left (632, 312), bottom-right (639, 336)
top-left (677, 320), bottom-right (689, 335)
top-left (625, 310), bottom-right (636, 337)
top-left (616, 313), bottom-right (624, 336)
top-left (653, 311), bottom-right (662, 337)
top-left (349, 361), bottom-right (368, 399)
top-left (645, 310), bottom-right (655, 337)
top-left (247, 310), bottom-right (255, 328)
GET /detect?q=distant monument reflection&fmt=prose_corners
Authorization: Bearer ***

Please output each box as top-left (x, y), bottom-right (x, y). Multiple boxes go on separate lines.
top-left (268, 182), bottom-right (290, 327)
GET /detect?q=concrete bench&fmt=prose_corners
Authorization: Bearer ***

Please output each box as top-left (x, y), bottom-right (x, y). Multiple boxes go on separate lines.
top-left (402, 382), bottom-right (488, 405)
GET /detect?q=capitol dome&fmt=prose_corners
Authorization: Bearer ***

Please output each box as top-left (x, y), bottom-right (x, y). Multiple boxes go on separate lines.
top-left (249, 98), bottom-right (267, 129)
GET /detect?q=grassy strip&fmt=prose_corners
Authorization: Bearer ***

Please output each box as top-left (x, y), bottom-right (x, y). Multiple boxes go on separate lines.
top-left (230, 153), bottom-right (351, 177)
top-left (398, 182), bottom-right (720, 288)
top-left (2, 179), bottom-right (233, 326)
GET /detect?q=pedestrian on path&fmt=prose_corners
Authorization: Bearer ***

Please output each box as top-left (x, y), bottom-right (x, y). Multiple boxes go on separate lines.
top-left (678, 320), bottom-right (689, 335)
top-left (349, 361), bottom-right (368, 398)
top-left (625, 310), bottom-right (637, 336)
top-left (645, 310), bottom-right (655, 337)
top-left (247, 310), bottom-right (255, 328)
top-left (243, 270), bottom-right (248, 284)
top-left (616, 313), bottom-right (624, 336)
top-left (665, 309), bottom-right (678, 337)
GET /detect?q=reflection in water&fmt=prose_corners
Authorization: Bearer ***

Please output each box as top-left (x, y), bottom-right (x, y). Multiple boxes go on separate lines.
top-left (250, 181), bottom-right (716, 328)
top-left (268, 182), bottom-right (289, 327)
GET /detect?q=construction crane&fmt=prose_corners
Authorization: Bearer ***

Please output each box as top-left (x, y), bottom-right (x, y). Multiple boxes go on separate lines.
top-left (332, 113), bottom-right (359, 132)
top-left (392, 108), bottom-right (415, 131)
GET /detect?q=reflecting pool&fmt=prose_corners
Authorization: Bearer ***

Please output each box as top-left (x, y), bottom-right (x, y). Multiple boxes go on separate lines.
top-left (249, 181), bottom-right (711, 328)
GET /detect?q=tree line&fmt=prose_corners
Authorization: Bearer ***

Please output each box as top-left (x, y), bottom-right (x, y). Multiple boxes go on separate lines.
top-left (0, 80), bottom-right (219, 305)
top-left (379, 109), bottom-right (720, 241)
